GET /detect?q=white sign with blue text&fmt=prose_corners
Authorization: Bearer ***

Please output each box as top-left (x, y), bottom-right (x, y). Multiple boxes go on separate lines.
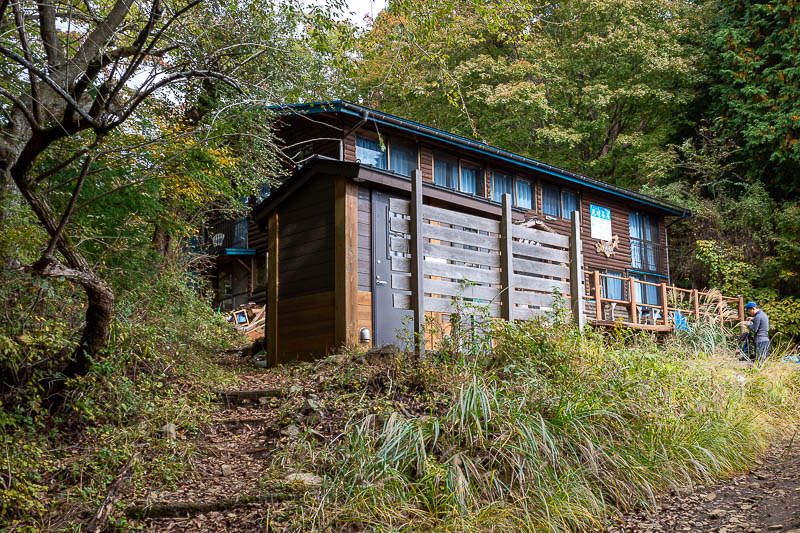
top-left (590, 204), bottom-right (612, 241)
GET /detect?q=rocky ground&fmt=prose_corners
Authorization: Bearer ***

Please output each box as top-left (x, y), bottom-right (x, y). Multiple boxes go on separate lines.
top-left (122, 351), bottom-right (800, 532)
top-left (608, 438), bottom-right (800, 533)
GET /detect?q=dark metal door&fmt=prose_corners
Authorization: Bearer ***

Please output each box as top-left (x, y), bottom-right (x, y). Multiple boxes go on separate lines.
top-left (372, 191), bottom-right (413, 348)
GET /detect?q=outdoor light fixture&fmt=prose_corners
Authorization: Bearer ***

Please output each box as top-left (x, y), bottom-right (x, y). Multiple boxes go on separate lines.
top-left (359, 327), bottom-right (371, 344)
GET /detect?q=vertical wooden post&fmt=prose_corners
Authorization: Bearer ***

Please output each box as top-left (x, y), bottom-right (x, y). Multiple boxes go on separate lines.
top-left (410, 169), bottom-right (425, 357)
top-left (569, 210), bottom-right (585, 330)
top-left (594, 270), bottom-right (602, 320)
top-left (738, 295), bottom-right (746, 334)
top-left (335, 177), bottom-right (359, 348)
top-left (629, 277), bottom-right (638, 324)
top-left (266, 212), bottom-right (279, 366)
top-left (718, 294), bottom-right (725, 331)
top-left (660, 283), bottom-right (669, 326)
top-left (692, 289), bottom-right (700, 321)
top-left (500, 193), bottom-right (514, 321)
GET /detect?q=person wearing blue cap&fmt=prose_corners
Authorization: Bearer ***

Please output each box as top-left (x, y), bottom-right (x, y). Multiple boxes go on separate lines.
top-left (739, 301), bottom-right (769, 362)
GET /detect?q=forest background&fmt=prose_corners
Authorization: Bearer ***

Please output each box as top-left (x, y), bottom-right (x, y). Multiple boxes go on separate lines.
top-left (1, 0), bottom-right (799, 527)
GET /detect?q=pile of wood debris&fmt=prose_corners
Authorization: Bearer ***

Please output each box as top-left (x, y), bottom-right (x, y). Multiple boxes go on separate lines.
top-left (228, 304), bottom-right (265, 339)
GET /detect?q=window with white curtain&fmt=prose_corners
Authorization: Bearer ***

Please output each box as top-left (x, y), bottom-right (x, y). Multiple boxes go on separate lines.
top-left (356, 136), bottom-right (386, 169)
top-left (491, 171), bottom-right (513, 202)
top-left (389, 143), bottom-right (417, 177)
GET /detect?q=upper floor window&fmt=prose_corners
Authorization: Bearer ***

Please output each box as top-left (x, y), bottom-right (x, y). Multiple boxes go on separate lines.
top-left (434, 155), bottom-right (459, 189)
top-left (629, 211), bottom-right (663, 273)
top-left (356, 136), bottom-right (387, 169)
top-left (390, 143), bottom-right (417, 177)
top-left (543, 184), bottom-right (579, 218)
top-left (516, 179), bottom-right (533, 210)
top-left (491, 171), bottom-right (513, 203)
top-left (460, 165), bottom-right (479, 195)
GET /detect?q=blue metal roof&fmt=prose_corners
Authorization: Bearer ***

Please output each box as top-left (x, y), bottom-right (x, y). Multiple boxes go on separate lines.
top-left (269, 101), bottom-right (690, 216)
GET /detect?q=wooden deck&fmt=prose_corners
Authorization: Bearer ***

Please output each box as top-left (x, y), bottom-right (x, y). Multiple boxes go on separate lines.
top-left (589, 319), bottom-right (673, 332)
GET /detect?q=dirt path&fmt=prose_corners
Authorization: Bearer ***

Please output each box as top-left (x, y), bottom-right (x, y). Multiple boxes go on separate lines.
top-left (609, 438), bottom-right (800, 533)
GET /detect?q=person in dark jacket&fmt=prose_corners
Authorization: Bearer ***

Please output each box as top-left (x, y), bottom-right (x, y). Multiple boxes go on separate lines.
top-left (740, 301), bottom-right (770, 362)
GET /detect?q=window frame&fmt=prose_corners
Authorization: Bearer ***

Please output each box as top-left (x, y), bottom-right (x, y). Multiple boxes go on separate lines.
top-left (490, 170), bottom-right (535, 209)
top-left (432, 152), bottom-right (483, 196)
top-left (542, 182), bottom-right (580, 219)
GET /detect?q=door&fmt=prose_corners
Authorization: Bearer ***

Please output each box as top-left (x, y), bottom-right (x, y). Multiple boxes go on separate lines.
top-left (372, 190), bottom-right (413, 348)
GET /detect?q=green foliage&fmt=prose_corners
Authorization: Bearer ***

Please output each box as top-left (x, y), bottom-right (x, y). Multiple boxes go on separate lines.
top-left (695, 239), bottom-right (756, 296)
top-left (760, 297), bottom-right (800, 341)
top-left (707, 0), bottom-right (800, 196)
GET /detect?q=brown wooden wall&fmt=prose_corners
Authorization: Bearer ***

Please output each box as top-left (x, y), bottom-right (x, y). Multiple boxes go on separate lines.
top-left (277, 177), bottom-right (335, 300)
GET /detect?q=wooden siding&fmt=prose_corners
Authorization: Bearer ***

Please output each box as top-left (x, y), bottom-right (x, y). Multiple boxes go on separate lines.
top-left (276, 291), bottom-right (336, 361)
top-left (277, 177), bottom-right (335, 299)
top-left (334, 177), bottom-right (359, 345)
top-left (357, 290), bottom-right (372, 342)
top-left (357, 186), bottom-right (372, 291)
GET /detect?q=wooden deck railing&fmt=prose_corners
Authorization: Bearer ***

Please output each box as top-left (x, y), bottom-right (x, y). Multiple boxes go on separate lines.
top-left (585, 270), bottom-right (745, 332)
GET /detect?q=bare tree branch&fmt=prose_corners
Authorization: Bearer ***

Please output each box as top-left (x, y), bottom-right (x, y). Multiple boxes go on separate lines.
top-left (34, 147), bottom-right (87, 183)
top-left (11, 0), bottom-right (42, 122)
top-left (43, 153), bottom-right (93, 257)
top-left (0, 86), bottom-right (40, 130)
top-left (37, 0), bottom-right (65, 71)
top-left (70, 0), bottom-right (135, 73)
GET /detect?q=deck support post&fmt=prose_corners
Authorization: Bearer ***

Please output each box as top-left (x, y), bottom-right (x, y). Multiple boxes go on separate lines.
top-left (410, 169), bottom-right (425, 358)
top-left (500, 194), bottom-right (513, 321)
top-left (629, 277), bottom-right (638, 324)
top-left (593, 270), bottom-right (602, 320)
top-left (569, 211), bottom-right (585, 331)
top-left (660, 283), bottom-right (669, 327)
top-left (692, 289), bottom-right (700, 321)
top-left (267, 212), bottom-right (279, 366)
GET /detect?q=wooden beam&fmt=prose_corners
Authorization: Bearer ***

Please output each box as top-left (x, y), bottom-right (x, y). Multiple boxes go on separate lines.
top-left (267, 213), bottom-right (279, 366)
top-left (738, 295), bottom-right (746, 334)
top-left (334, 176), bottom-right (359, 347)
top-left (692, 289), bottom-right (700, 321)
top-left (594, 270), bottom-right (602, 320)
top-left (660, 283), bottom-right (669, 327)
top-left (629, 277), bottom-right (638, 325)
top-left (569, 210), bottom-right (585, 330)
top-left (500, 193), bottom-right (513, 321)
top-left (410, 169), bottom-right (425, 357)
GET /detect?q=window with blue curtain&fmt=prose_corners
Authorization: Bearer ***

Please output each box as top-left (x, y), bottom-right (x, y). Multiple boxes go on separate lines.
top-left (515, 179), bottom-right (532, 209)
top-left (562, 191), bottom-right (579, 219)
top-left (602, 270), bottom-right (623, 300)
top-left (542, 185), bottom-right (560, 216)
top-left (390, 143), bottom-right (417, 176)
top-left (460, 166), bottom-right (479, 195)
top-left (434, 155), bottom-right (458, 189)
top-left (630, 272), bottom-right (661, 306)
top-left (356, 136), bottom-right (386, 169)
top-left (629, 211), bottom-right (659, 271)
top-left (492, 171), bottom-right (513, 202)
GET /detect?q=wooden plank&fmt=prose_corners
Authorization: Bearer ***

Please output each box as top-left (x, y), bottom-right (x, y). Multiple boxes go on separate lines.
top-left (424, 278), bottom-right (501, 301)
top-left (692, 289), bottom-right (699, 320)
top-left (410, 170), bottom-right (425, 356)
top-left (390, 217), bottom-right (410, 234)
top-left (424, 242), bottom-right (501, 267)
top-left (423, 260), bottom-right (501, 285)
top-left (513, 291), bottom-right (563, 307)
top-left (512, 225), bottom-right (570, 248)
top-left (392, 273), bottom-right (411, 290)
top-left (630, 279), bottom-right (638, 325)
top-left (569, 211), bottom-right (586, 330)
top-left (392, 256), bottom-right (410, 273)
top-left (660, 283), bottom-right (669, 327)
top-left (738, 295), bottom-right (745, 333)
top-left (513, 275), bottom-right (571, 294)
top-left (267, 213), bottom-right (279, 366)
top-left (393, 293), bottom-right (502, 316)
top-left (390, 235), bottom-right (409, 253)
top-left (423, 204), bottom-right (500, 234)
top-left (500, 194), bottom-right (513, 320)
top-left (389, 197), bottom-right (410, 214)
top-left (512, 241), bottom-right (570, 263)
top-left (512, 307), bottom-right (550, 321)
top-left (423, 223), bottom-right (500, 250)
top-left (511, 257), bottom-right (570, 279)
top-left (594, 270), bottom-right (602, 321)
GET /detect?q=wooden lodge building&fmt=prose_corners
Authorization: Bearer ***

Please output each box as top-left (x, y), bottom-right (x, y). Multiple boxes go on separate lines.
top-left (207, 101), bottom-right (692, 364)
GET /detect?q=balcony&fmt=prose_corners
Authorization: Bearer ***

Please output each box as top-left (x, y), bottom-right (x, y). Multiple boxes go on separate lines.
top-left (205, 217), bottom-right (253, 255)
top-left (630, 237), bottom-right (666, 275)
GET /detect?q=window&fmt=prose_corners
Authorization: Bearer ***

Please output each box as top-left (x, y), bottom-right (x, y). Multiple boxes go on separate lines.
top-left (629, 272), bottom-right (662, 307)
top-left (434, 155), bottom-right (459, 188)
top-left (356, 136), bottom-right (386, 169)
top-left (516, 179), bottom-right (533, 209)
top-left (390, 143), bottom-right (417, 176)
top-left (629, 211), bottom-right (662, 272)
top-left (460, 165), bottom-right (479, 195)
top-left (491, 171), bottom-right (513, 202)
top-left (543, 184), bottom-right (579, 218)
top-left (602, 270), bottom-right (624, 301)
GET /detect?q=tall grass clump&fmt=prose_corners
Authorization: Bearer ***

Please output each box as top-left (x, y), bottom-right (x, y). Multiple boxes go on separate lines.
top-left (289, 306), bottom-right (800, 532)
